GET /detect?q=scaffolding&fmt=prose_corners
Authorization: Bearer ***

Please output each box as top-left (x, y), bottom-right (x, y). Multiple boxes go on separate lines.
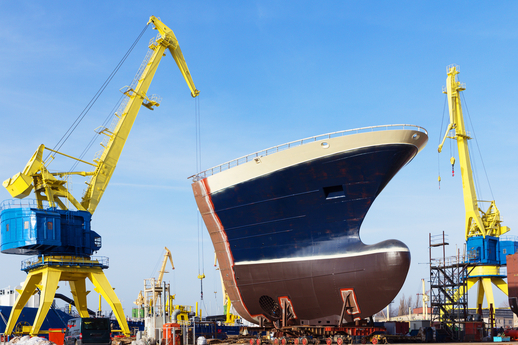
top-left (429, 232), bottom-right (473, 341)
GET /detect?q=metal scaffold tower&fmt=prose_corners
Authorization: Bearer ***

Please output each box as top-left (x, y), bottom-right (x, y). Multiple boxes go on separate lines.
top-left (429, 232), bottom-right (473, 341)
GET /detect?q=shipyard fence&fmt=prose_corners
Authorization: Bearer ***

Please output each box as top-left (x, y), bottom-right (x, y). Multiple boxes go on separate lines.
top-left (191, 124), bottom-right (427, 181)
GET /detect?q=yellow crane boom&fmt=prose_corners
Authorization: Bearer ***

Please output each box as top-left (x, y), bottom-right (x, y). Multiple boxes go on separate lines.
top-left (3, 16), bottom-right (199, 214)
top-left (158, 247), bottom-right (175, 284)
top-left (438, 65), bottom-right (509, 240)
top-left (149, 247), bottom-right (175, 308)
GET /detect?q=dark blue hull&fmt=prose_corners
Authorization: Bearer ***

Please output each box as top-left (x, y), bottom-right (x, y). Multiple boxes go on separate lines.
top-left (0, 306), bottom-right (72, 334)
top-left (211, 144), bottom-right (416, 263)
top-left (192, 127), bottom-right (428, 325)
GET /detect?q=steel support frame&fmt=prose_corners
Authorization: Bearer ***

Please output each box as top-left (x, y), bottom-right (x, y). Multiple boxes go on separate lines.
top-left (6, 261), bottom-right (130, 336)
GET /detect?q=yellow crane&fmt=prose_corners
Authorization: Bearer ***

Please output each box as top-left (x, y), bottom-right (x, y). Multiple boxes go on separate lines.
top-left (1, 16), bottom-right (198, 336)
top-left (3, 16), bottom-right (199, 212)
top-left (153, 247), bottom-right (175, 307)
top-left (138, 247), bottom-right (175, 318)
top-left (438, 64), bottom-right (510, 309)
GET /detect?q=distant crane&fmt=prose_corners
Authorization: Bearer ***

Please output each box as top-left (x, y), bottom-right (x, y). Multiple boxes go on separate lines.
top-left (416, 279), bottom-right (429, 320)
top-left (153, 247), bottom-right (175, 309)
top-left (136, 247), bottom-right (175, 312)
top-left (1, 16), bottom-right (198, 336)
top-left (438, 65), bottom-right (513, 310)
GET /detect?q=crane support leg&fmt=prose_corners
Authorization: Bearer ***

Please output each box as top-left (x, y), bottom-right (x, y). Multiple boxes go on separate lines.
top-left (468, 276), bottom-right (507, 309)
top-left (5, 266), bottom-right (61, 336)
top-left (467, 278), bottom-right (477, 292)
top-left (493, 277), bottom-right (509, 295)
top-left (466, 265), bottom-right (508, 309)
top-left (477, 276), bottom-right (509, 306)
top-left (89, 271), bottom-right (130, 336)
top-left (5, 258), bottom-right (130, 337)
top-left (4, 271), bottom-right (41, 334)
top-left (70, 279), bottom-right (91, 318)
top-left (472, 279), bottom-right (486, 307)
top-left (31, 268), bottom-right (61, 336)
top-left (481, 278), bottom-right (495, 309)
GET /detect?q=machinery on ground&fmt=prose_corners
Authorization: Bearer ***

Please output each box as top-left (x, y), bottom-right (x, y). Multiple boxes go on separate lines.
top-left (438, 64), bottom-right (514, 310)
top-left (0, 15), bottom-right (198, 336)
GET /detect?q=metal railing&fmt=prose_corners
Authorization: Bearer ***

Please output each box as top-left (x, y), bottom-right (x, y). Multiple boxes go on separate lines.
top-left (430, 254), bottom-right (469, 268)
top-left (0, 199), bottom-right (47, 211)
top-left (430, 254), bottom-right (507, 278)
top-left (191, 124), bottom-right (427, 181)
top-left (21, 255), bottom-right (109, 272)
top-left (499, 235), bottom-right (518, 242)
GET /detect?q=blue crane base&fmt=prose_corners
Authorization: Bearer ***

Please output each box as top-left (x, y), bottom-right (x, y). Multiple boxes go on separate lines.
top-left (0, 205), bottom-right (101, 256)
top-left (466, 235), bottom-right (518, 266)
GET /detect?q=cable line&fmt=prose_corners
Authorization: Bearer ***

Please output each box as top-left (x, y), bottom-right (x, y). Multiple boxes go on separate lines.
top-left (46, 24), bottom-right (149, 164)
top-left (438, 95), bottom-right (448, 188)
top-left (461, 92), bottom-right (495, 200)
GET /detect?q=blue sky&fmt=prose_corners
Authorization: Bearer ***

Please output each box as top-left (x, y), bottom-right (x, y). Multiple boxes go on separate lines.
top-left (0, 1), bottom-right (517, 318)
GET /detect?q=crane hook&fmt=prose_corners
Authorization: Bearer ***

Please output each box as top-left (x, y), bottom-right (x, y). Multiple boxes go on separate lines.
top-left (450, 156), bottom-right (456, 177)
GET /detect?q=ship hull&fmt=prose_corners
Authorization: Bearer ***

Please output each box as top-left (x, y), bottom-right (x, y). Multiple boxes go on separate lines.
top-left (233, 242), bottom-right (410, 324)
top-left (192, 127), bottom-right (427, 325)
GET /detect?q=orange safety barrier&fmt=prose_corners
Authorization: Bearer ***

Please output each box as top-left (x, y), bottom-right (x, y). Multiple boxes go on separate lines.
top-left (49, 328), bottom-right (65, 345)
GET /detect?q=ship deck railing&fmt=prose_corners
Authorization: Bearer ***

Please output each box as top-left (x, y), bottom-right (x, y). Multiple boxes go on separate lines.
top-left (21, 255), bottom-right (109, 272)
top-left (191, 124), bottom-right (427, 181)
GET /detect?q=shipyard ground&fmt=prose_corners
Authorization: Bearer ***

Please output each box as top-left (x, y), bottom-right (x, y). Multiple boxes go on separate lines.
top-left (0, 341), bottom-right (517, 345)
top-left (206, 341), bottom-right (518, 345)
top-left (243, 339), bottom-right (513, 344)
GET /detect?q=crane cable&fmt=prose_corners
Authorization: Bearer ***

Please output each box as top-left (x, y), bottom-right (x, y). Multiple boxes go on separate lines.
top-left (195, 95), bottom-right (208, 314)
top-left (461, 92), bottom-right (495, 200)
top-left (46, 24), bottom-right (150, 165)
top-left (438, 95), bottom-right (447, 189)
top-left (438, 84), bottom-right (495, 201)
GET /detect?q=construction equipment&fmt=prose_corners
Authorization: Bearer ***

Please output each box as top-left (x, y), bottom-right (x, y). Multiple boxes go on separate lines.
top-left (145, 247), bottom-right (175, 310)
top-left (0, 15), bottom-right (198, 336)
top-left (438, 64), bottom-right (513, 309)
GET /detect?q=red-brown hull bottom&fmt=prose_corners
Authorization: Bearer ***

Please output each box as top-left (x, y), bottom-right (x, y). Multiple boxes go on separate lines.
top-left (233, 241), bottom-right (410, 324)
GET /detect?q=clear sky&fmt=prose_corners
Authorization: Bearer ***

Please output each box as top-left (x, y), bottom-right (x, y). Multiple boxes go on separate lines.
top-left (0, 1), bottom-right (517, 318)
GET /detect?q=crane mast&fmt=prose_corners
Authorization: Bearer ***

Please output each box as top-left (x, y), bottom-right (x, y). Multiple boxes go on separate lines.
top-left (438, 65), bottom-right (509, 240)
top-left (438, 65), bottom-right (513, 310)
